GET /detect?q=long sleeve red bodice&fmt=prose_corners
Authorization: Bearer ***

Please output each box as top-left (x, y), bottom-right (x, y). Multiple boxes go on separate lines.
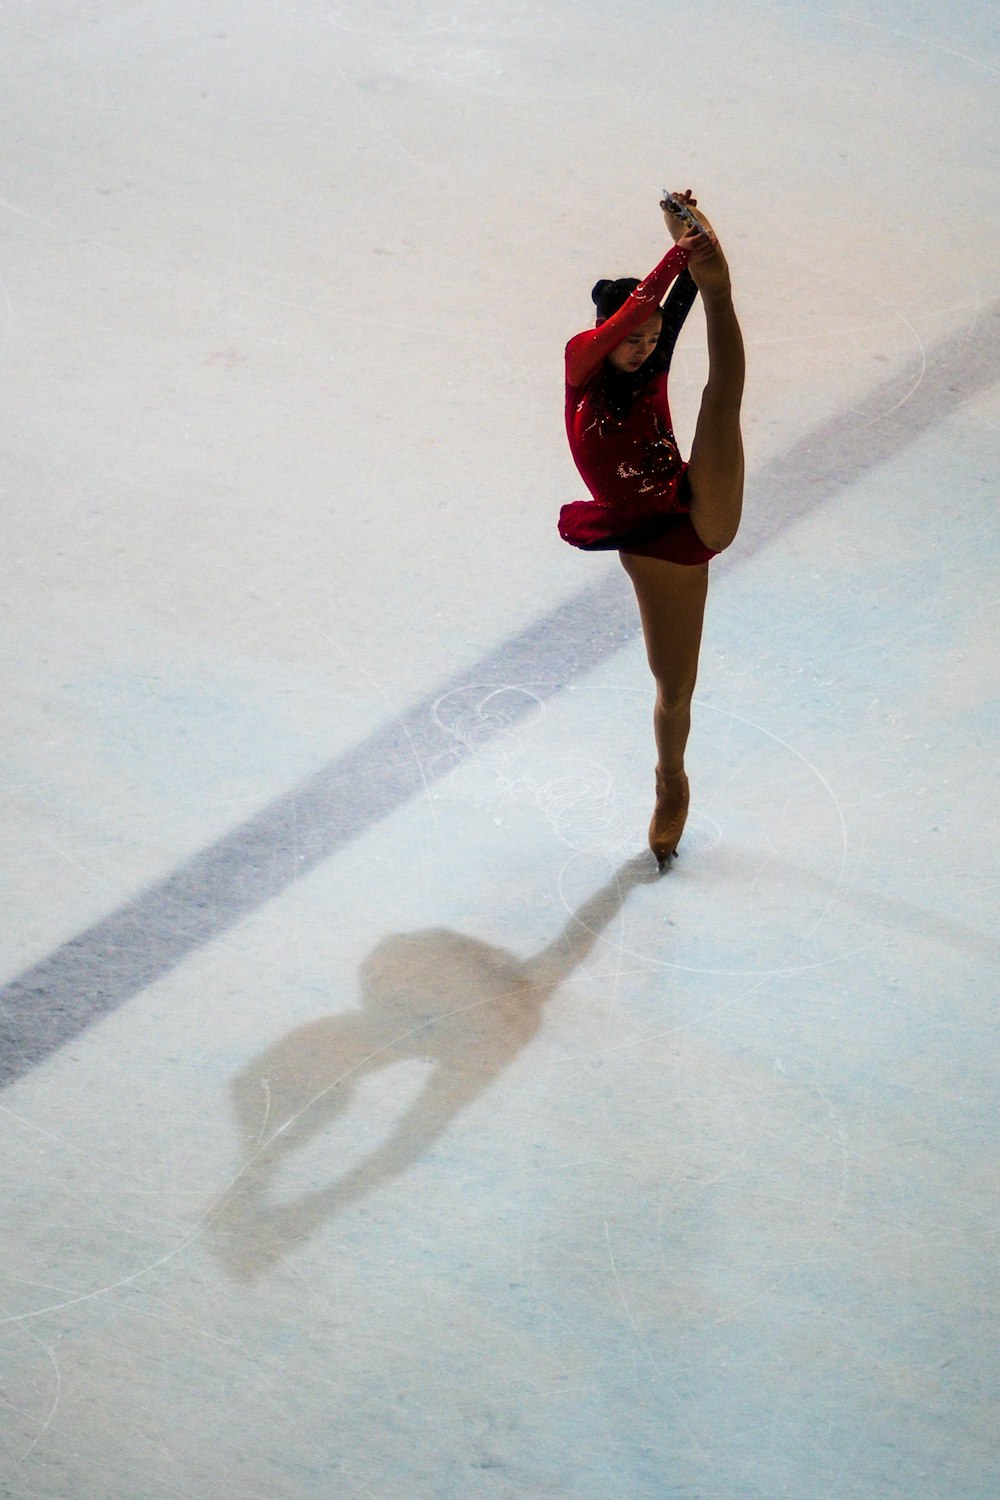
top-left (560, 243), bottom-right (715, 564)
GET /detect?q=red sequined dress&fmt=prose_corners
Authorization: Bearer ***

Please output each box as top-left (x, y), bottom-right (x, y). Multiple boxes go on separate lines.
top-left (559, 242), bottom-right (717, 566)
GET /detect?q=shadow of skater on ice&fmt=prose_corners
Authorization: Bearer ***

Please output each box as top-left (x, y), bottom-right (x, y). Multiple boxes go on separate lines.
top-left (209, 855), bottom-right (655, 1280)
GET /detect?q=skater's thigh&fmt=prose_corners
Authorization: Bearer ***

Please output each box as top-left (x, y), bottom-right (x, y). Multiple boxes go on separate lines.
top-left (619, 553), bottom-right (709, 692)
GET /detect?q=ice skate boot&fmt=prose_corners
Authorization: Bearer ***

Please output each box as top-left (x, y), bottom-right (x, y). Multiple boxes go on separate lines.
top-left (660, 191), bottom-right (731, 300)
top-left (649, 768), bottom-right (690, 871)
top-left (660, 189), bottom-right (711, 242)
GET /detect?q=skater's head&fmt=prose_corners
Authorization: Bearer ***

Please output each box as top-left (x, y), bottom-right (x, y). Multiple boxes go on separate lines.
top-left (592, 277), bottom-right (640, 322)
top-left (592, 278), bottom-right (662, 375)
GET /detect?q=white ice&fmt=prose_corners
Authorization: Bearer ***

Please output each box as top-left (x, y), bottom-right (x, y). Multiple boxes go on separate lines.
top-left (1, 2), bottom-right (998, 1497)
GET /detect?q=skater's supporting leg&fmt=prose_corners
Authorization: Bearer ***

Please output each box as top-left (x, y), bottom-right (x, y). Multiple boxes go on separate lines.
top-left (618, 553), bottom-right (709, 773)
top-left (619, 551), bottom-right (708, 861)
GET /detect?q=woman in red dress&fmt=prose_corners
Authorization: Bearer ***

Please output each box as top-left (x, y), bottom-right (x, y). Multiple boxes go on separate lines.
top-left (560, 192), bottom-right (745, 867)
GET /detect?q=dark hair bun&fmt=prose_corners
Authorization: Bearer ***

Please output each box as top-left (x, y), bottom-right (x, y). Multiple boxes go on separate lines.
top-left (592, 275), bottom-right (641, 322)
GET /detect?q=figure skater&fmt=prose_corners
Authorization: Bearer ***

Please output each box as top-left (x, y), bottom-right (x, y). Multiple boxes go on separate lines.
top-left (559, 191), bottom-right (745, 868)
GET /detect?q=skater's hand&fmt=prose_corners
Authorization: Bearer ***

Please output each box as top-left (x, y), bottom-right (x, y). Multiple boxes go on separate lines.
top-left (678, 226), bottom-right (717, 260)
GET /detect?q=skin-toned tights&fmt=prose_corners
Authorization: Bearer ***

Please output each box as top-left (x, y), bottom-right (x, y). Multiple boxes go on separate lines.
top-left (618, 553), bottom-right (708, 776)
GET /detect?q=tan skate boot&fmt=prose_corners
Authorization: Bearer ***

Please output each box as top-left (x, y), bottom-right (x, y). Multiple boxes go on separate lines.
top-left (649, 768), bottom-right (690, 870)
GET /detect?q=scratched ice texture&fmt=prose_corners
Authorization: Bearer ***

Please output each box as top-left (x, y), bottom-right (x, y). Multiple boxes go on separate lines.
top-left (1, 1), bottom-right (998, 1497)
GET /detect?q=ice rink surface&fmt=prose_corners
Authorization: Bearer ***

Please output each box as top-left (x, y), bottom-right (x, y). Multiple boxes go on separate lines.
top-left (2, 2), bottom-right (998, 1496)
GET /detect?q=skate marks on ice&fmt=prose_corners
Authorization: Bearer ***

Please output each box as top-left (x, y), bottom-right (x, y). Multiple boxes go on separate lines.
top-left (746, 297), bottom-right (999, 555)
top-left (327, 1), bottom-right (611, 101)
top-left (0, 566), bottom-right (637, 1090)
top-left (1, 298), bottom-right (998, 1088)
top-left (208, 857), bottom-right (655, 1280)
top-left (755, 1), bottom-right (1000, 81)
top-left (435, 681), bottom-right (850, 975)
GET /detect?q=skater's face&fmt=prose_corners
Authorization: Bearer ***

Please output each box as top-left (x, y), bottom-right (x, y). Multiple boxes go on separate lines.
top-left (605, 312), bottom-right (661, 373)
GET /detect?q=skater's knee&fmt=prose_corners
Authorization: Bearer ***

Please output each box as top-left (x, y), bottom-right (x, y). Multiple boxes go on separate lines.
top-left (652, 676), bottom-right (697, 712)
top-left (693, 519), bottom-right (740, 554)
top-left (689, 474), bottom-right (744, 554)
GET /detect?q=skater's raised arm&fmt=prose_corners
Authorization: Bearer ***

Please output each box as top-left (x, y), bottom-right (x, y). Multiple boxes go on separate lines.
top-left (565, 226), bottom-right (712, 390)
top-left (565, 241), bottom-right (689, 390)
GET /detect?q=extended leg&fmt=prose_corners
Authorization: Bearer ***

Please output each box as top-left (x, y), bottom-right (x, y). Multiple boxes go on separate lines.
top-left (685, 238), bottom-right (746, 554)
top-left (619, 552), bottom-right (709, 862)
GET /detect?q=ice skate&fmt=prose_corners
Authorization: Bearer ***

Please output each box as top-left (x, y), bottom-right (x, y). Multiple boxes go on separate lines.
top-left (660, 192), bottom-right (731, 302)
top-left (649, 768), bottom-right (690, 870)
top-left (660, 189), bottom-right (709, 242)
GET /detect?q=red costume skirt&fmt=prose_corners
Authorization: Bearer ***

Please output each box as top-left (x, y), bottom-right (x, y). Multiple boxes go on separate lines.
top-left (558, 470), bottom-right (717, 567)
